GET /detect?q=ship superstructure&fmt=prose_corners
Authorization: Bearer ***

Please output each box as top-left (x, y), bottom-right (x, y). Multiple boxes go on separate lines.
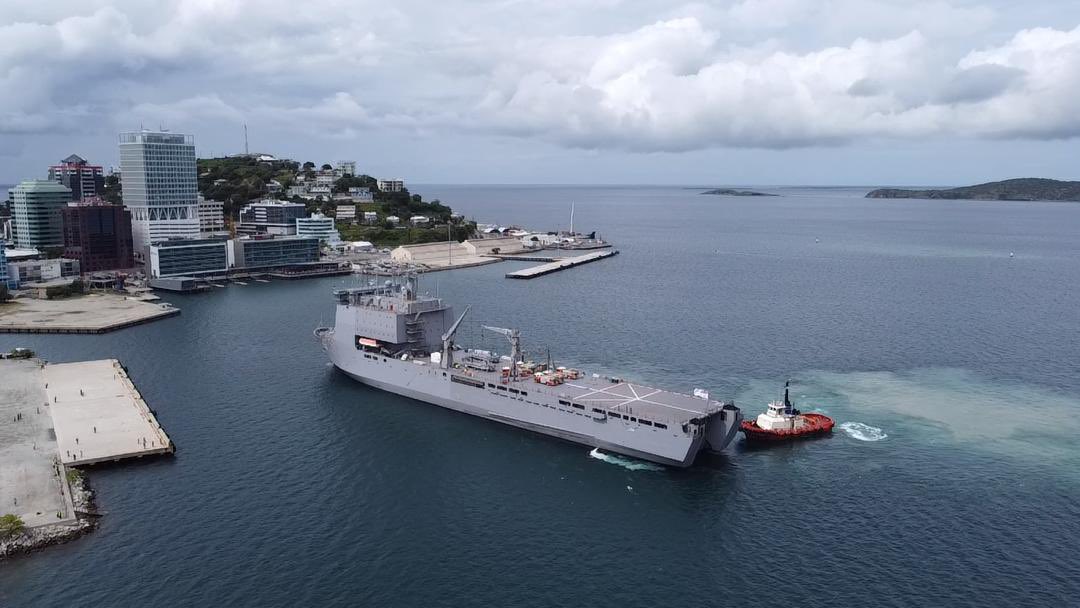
top-left (315, 276), bottom-right (741, 467)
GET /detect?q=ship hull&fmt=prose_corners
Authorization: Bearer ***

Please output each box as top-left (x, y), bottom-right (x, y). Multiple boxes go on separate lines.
top-left (326, 345), bottom-right (720, 467)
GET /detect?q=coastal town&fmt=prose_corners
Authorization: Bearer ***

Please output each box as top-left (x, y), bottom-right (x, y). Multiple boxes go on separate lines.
top-left (0, 129), bottom-right (614, 333)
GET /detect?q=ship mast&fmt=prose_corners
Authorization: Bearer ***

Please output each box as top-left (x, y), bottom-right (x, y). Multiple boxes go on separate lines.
top-left (482, 325), bottom-right (522, 376)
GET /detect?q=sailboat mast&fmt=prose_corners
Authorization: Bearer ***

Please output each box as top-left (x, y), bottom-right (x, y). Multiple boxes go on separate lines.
top-left (570, 202), bottom-right (575, 235)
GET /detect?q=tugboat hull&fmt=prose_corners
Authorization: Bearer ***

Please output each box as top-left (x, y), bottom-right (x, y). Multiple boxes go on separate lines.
top-left (740, 413), bottom-right (834, 442)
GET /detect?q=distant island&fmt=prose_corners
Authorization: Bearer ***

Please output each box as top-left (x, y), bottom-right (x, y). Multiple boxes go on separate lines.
top-left (701, 189), bottom-right (778, 197)
top-left (866, 178), bottom-right (1080, 202)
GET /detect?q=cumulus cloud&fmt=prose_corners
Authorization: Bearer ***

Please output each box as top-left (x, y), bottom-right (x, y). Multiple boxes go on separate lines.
top-left (1, 0), bottom-right (1079, 156)
top-left (477, 20), bottom-right (1080, 150)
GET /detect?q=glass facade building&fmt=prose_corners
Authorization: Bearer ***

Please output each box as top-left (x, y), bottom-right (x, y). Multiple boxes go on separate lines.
top-left (11, 180), bottom-right (71, 249)
top-left (119, 130), bottom-right (200, 249)
top-left (231, 236), bottom-right (320, 268)
top-left (148, 238), bottom-right (229, 278)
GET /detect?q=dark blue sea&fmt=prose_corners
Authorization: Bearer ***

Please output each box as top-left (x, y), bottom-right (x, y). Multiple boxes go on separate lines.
top-left (2, 186), bottom-right (1079, 607)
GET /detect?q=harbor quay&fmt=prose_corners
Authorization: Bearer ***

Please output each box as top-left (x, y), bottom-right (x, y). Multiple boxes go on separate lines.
top-left (45, 360), bottom-right (174, 466)
top-left (505, 250), bottom-right (619, 279)
top-left (0, 357), bottom-right (173, 558)
top-left (0, 293), bottom-right (179, 334)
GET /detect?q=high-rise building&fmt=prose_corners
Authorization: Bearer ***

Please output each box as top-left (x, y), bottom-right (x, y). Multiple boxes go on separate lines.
top-left (118, 130), bottom-right (200, 251)
top-left (62, 199), bottom-right (135, 272)
top-left (11, 179), bottom-right (71, 249)
top-left (48, 154), bottom-right (105, 201)
top-left (198, 196), bottom-right (227, 236)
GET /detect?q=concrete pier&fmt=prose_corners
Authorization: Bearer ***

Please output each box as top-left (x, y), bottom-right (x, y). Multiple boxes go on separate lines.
top-left (44, 360), bottom-right (173, 466)
top-left (0, 294), bottom-right (179, 334)
top-left (0, 359), bottom-right (78, 528)
top-left (505, 250), bottom-right (619, 279)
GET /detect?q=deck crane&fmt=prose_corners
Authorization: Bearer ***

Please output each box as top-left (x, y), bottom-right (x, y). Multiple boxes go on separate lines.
top-left (440, 305), bottom-right (470, 369)
top-left (482, 325), bottom-right (522, 376)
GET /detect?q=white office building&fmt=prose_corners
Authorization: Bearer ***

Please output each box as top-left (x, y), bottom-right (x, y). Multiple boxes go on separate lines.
top-left (295, 213), bottom-right (341, 246)
top-left (335, 204), bottom-right (357, 222)
top-left (377, 178), bottom-right (405, 193)
top-left (119, 130), bottom-right (201, 251)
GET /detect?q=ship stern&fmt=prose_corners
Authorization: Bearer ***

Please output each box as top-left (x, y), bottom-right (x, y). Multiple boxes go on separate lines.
top-left (704, 403), bottom-right (742, 452)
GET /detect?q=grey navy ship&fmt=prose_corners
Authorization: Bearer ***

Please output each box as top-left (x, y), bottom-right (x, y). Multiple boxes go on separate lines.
top-left (315, 276), bottom-right (741, 467)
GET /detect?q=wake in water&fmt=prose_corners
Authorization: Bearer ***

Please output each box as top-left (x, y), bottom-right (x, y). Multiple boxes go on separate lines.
top-left (588, 448), bottom-right (663, 471)
top-left (840, 422), bottom-right (888, 442)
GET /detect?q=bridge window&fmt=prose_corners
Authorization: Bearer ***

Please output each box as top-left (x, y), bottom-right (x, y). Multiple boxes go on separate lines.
top-left (655, 423), bottom-right (667, 429)
top-left (639, 420), bottom-right (653, 426)
top-left (572, 403), bottom-right (584, 410)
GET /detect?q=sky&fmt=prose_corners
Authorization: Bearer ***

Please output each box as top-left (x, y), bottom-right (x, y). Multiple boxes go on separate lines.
top-left (2, 0), bottom-right (1079, 185)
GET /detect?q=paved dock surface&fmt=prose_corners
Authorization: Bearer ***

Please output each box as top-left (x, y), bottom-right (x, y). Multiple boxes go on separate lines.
top-left (0, 359), bottom-right (77, 528)
top-left (505, 250), bottom-right (619, 279)
top-left (0, 294), bottom-right (179, 334)
top-left (44, 360), bottom-right (173, 466)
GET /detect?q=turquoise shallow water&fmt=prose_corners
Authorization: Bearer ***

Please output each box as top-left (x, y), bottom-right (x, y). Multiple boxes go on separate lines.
top-left (1, 186), bottom-right (1079, 606)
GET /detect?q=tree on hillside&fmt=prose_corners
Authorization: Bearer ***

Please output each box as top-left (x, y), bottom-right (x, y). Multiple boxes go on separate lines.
top-left (333, 175), bottom-right (377, 193)
top-left (303, 161), bottom-right (315, 170)
top-left (321, 163), bottom-right (332, 171)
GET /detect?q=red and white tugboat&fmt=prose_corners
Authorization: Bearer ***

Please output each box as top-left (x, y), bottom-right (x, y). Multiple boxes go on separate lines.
top-left (740, 381), bottom-right (834, 442)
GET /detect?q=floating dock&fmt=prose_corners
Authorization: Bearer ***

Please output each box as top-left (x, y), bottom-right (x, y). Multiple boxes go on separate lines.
top-left (43, 360), bottom-right (174, 466)
top-left (505, 250), bottom-right (619, 279)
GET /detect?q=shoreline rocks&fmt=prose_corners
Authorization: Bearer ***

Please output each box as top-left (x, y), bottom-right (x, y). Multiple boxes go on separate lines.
top-left (0, 472), bottom-right (98, 560)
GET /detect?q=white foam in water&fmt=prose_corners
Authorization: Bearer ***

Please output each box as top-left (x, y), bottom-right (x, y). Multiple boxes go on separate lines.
top-left (840, 422), bottom-right (888, 442)
top-left (588, 448), bottom-right (663, 471)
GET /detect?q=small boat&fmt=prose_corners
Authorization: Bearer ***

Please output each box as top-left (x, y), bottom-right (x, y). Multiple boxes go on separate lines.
top-left (740, 381), bottom-right (834, 442)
